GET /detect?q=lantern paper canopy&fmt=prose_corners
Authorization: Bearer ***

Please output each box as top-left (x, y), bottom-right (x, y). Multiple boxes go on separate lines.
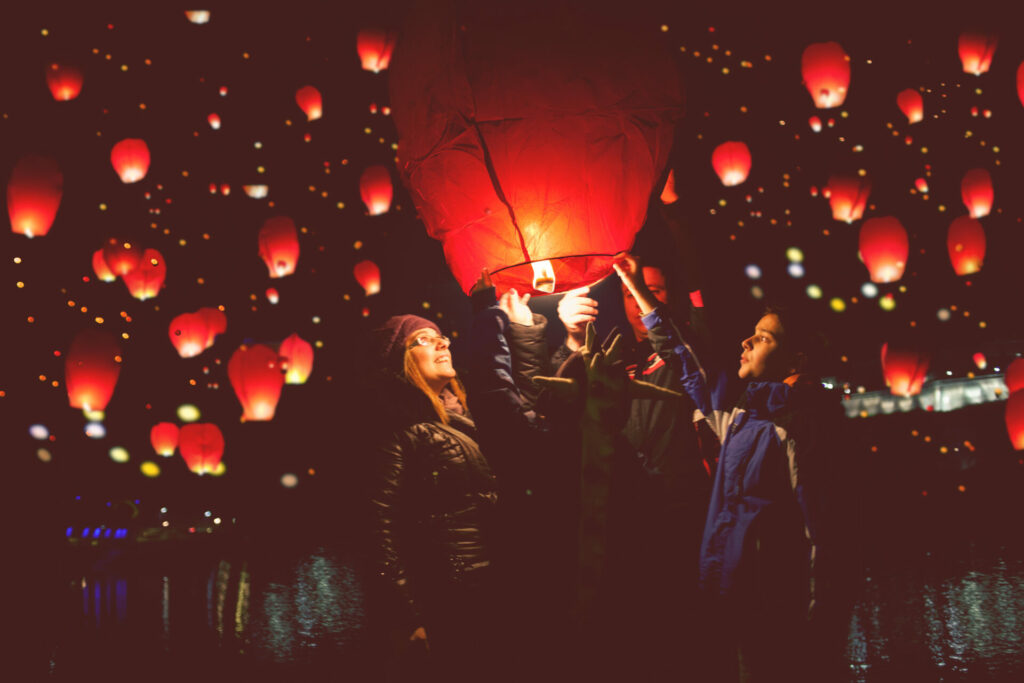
top-left (102, 238), bottom-right (142, 277)
top-left (110, 138), bottom-right (150, 183)
top-left (228, 344), bottom-right (285, 421)
top-left (897, 88), bottom-right (923, 124)
top-left (825, 174), bottom-right (871, 223)
top-left (958, 32), bottom-right (997, 75)
top-left (659, 169), bottom-right (678, 205)
top-left (859, 216), bottom-right (908, 284)
top-left (1017, 61), bottom-right (1024, 108)
top-left (946, 216), bottom-right (986, 275)
top-left (279, 333), bottom-right (314, 385)
top-left (178, 423), bottom-right (225, 474)
top-left (360, 165), bottom-right (394, 215)
top-left (295, 85), bottom-right (322, 121)
top-left (801, 41), bottom-right (850, 109)
top-left (92, 249), bottom-right (116, 282)
top-left (711, 141), bottom-right (752, 187)
top-left (258, 216), bottom-right (300, 278)
top-left (199, 307), bottom-right (227, 347)
top-left (45, 63), bottom-right (83, 101)
top-left (1006, 358), bottom-right (1024, 395)
top-left (389, 4), bottom-right (682, 295)
top-left (123, 248), bottom-right (166, 300)
top-left (881, 343), bottom-right (930, 397)
top-left (169, 308), bottom-right (221, 358)
top-left (65, 329), bottom-right (122, 412)
top-left (7, 154), bottom-right (63, 238)
top-left (357, 27), bottom-right (398, 72)
top-left (354, 259), bottom-right (381, 296)
top-left (150, 422), bottom-right (179, 456)
top-left (1006, 392), bottom-right (1024, 450)
top-left (207, 113), bottom-right (221, 129)
top-left (961, 168), bottom-right (993, 218)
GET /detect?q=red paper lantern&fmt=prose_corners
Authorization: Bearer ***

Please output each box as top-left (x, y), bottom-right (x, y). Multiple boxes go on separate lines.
top-left (65, 329), bottom-right (122, 412)
top-left (7, 154), bottom-right (63, 238)
top-left (946, 216), bottom-right (986, 276)
top-left (207, 113), bottom-right (221, 129)
top-left (123, 248), bottom-right (166, 300)
top-left (897, 88), bottom-right (923, 124)
top-left (353, 259), bottom-right (381, 296)
top-left (958, 32), bottom-right (997, 76)
top-left (92, 249), bottom-right (116, 282)
top-left (915, 178), bottom-right (929, 194)
top-left (1005, 358), bottom-right (1024, 394)
top-left (711, 141), bottom-right (751, 187)
top-left (178, 423), bottom-right (225, 474)
top-left (801, 41), bottom-right (850, 109)
top-left (150, 422), bottom-right (179, 456)
top-left (45, 63), bottom-right (83, 101)
top-left (972, 352), bottom-right (987, 370)
top-left (881, 342), bottom-right (930, 397)
top-left (266, 287), bottom-right (280, 304)
top-left (961, 168), bottom-right (993, 218)
top-left (295, 85), bottom-right (322, 121)
top-left (198, 307), bottom-right (227, 347)
top-left (102, 238), bottom-right (142, 277)
top-left (1017, 61), bottom-right (1024, 108)
top-left (228, 344), bottom-right (285, 421)
top-left (659, 169), bottom-right (678, 205)
top-left (389, 5), bottom-right (681, 295)
top-left (825, 174), bottom-right (871, 223)
top-left (859, 216), bottom-right (908, 284)
top-left (360, 165), bottom-right (393, 215)
top-left (258, 216), bottom-right (300, 278)
top-left (357, 28), bottom-right (398, 72)
top-left (808, 116), bottom-right (822, 132)
top-left (110, 138), bottom-right (150, 183)
top-left (279, 333), bottom-right (314, 385)
top-left (168, 311), bottom-right (211, 358)
top-left (1006, 392), bottom-right (1024, 450)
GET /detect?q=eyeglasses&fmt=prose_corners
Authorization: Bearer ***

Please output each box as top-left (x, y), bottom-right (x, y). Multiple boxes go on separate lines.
top-left (411, 334), bottom-right (451, 348)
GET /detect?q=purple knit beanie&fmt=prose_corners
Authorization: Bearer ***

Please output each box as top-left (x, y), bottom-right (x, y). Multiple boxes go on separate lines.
top-left (372, 314), bottom-right (441, 370)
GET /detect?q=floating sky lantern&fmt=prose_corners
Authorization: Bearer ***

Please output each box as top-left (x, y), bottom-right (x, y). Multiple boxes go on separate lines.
top-left (266, 287), bottom-right (279, 304)
top-left (45, 63), bottom-right (83, 101)
top-left (659, 169), bottom-right (678, 204)
top-left (198, 307), bottom-right (226, 347)
top-left (1006, 392), bottom-right (1024, 450)
top-left (353, 259), bottom-right (381, 296)
top-left (65, 329), bottom-right (122, 412)
top-left (808, 116), bottom-right (822, 132)
top-left (92, 249), bottom-right (116, 282)
top-left (279, 333), bottom-right (314, 385)
top-left (243, 184), bottom-right (268, 199)
top-left (972, 352), bottom-right (987, 370)
top-left (228, 344), bottom-right (285, 421)
top-left (359, 165), bottom-right (393, 215)
top-left (958, 32), bottom-right (997, 75)
top-left (801, 41), bottom-right (850, 108)
top-left (110, 138), bottom-right (150, 184)
top-left (389, 4), bottom-right (681, 295)
top-left (207, 113), bottom-right (221, 129)
top-left (102, 238), bottom-right (142, 277)
top-left (825, 174), bottom-right (871, 223)
top-left (711, 141), bottom-right (752, 187)
top-left (122, 248), bottom-right (166, 300)
top-left (946, 216), bottom-right (986, 275)
top-left (961, 168), bottom-right (993, 218)
top-left (295, 85), bottom-right (322, 121)
top-left (915, 178), bottom-right (929, 194)
top-left (357, 27), bottom-right (398, 72)
top-left (7, 154), bottom-right (63, 238)
top-left (881, 342), bottom-right (930, 397)
top-left (258, 216), bottom-right (300, 278)
top-left (184, 10), bottom-right (210, 24)
top-left (1005, 358), bottom-right (1024, 394)
top-left (1017, 61), bottom-right (1024, 108)
top-left (859, 216), bottom-right (908, 283)
top-left (178, 423), bottom-right (225, 474)
top-left (169, 311), bottom-right (210, 358)
top-left (150, 422), bottom-right (179, 456)
top-left (896, 88), bottom-right (923, 124)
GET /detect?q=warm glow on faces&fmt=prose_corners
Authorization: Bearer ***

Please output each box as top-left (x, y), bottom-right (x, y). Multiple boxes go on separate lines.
top-left (408, 328), bottom-right (456, 393)
top-left (738, 313), bottom-right (788, 381)
top-left (621, 267), bottom-right (670, 342)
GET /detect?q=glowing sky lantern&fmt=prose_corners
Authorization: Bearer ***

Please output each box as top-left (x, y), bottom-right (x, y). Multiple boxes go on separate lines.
top-left (896, 88), bottom-right (923, 124)
top-left (198, 306), bottom-right (227, 347)
top-left (243, 184), bottom-right (268, 198)
top-left (881, 343), bottom-right (930, 397)
top-left (801, 41), bottom-right (850, 108)
top-left (178, 423), bottom-right (225, 475)
top-left (169, 310), bottom-right (210, 358)
top-left (295, 85), bottom-right (322, 121)
top-left (946, 216), bottom-right (986, 275)
top-left (207, 113), bottom-right (221, 129)
top-left (357, 27), bottom-right (398, 72)
top-left (659, 169), bottom-right (678, 205)
top-left (915, 178), bottom-right (929, 194)
top-left (859, 216), bottom-right (908, 284)
top-left (972, 352), bottom-right (987, 370)
top-left (184, 10), bottom-right (210, 24)
top-left (960, 168), bottom-right (993, 218)
top-left (228, 344), bottom-right (285, 421)
top-left (808, 116), bottom-right (822, 132)
top-left (7, 154), bottom-right (63, 238)
top-left (353, 259), bottom-right (381, 296)
top-left (1005, 358), bottom-right (1024, 394)
top-left (122, 248), bottom-right (166, 300)
top-left (45, 63), bottom-right (83, 101)
top-left (390, 4), bottom-right (681, 295)
top-left (150, 422), bottom-right (179, 456)
top-left (359, 165), bottom-right (393, 215)
top-left (1006, 392), bottom-right (1024, 450)
top-left (958, 32), bottom-right (997, 75)
top-left (110, 138), bottom-right (150, 183)
top-left (711, 141), bottom-right (751, 187)
top-left (92, 249), bottom-right (116, 282)
top-left (266, 287), bottom-right (279, 304)
top-left (102, 238), bottom-right (142, 277)
top-left (65, 329), bottom-right (122, 412)
top-left (825, 174), bottom-right (871, 223)
top-left (279, 333), bottom-right (314, 385)
top-left (258, 216), bottom-right (300, 278)
top-left (1017, 61), bottom-right (1024, 108)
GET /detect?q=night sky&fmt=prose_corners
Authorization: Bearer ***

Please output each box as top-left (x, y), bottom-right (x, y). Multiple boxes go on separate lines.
top-left (3, 2), bottom-right (1021, 530)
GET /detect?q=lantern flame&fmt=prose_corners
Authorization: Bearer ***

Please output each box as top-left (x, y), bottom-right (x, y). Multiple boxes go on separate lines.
top-left (531, 260), bottom-right (556, 294)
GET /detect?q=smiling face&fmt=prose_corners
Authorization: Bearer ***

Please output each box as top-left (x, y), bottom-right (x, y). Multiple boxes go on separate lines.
top-left (406, 327), bottom-right (456, 394)
top-left (621, 266), bottom-right (671, 342)
top-left (738, 313), bottom-right (790, 381)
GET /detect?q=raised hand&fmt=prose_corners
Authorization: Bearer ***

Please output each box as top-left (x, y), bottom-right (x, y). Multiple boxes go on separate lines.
top-left (557, 286), bottom-right (598, 351)
top-left (498, 287), bottom-right (533, 326)
top-left (612, 252), bottom-right (658, 316)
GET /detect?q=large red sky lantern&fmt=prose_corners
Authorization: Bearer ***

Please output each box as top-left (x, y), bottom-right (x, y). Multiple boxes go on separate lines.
top-left (360, 165), bottom-right (393, 215)
top-left (826, 174), bottom-right (871, 223)
top-left (961, 168), bottom-right (993, 218)
top-left (295, 85), bottom-right (323, 121)
top-left (801, 41), bottom-right (850, 109)
top-left (102, 238), bottom-right (142, 277)
top-left (122, 247), bottom-right (166, 300)
top-left (279, 333), bottom-right (314, 385)
top-left (958, 32), bottom-right (997, 76)
top-left (258, 216), bottom-right (300, 278)
top-left (353, 259), bottom-right (381, 296)
top-left (1005, 358), bottom-right (1024, 395)
top-left (92, 249), bottom-right (116, 282)
top-left (7, 154), bottom-right (63, 238)
top-left (711, 141), bottom-right (751, 187)
top-left (357, 28), bottom-right (398, 72)
top-left (881, 343), bottom-right (930, 397)
top-left (178, 423), bottom-right (225, 475)
top-left (896, 88), bottom-right (923, 124)
top-left (389, 4), bottom-right (682, 295)
top-left (150, 422), bottom-right (179, 456)
top-left (228, 344), bottom-right (285, 421)
top-left (946, 216), bottom-right (986, 275)
top-left (45, 63), bottom-right (83, 101)
top-left (65, 329), bottom-right (122, 412)
top-left (110, 138), bottom-right (150, 183)
top-left (859, 216), bottom-right (908, 283)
